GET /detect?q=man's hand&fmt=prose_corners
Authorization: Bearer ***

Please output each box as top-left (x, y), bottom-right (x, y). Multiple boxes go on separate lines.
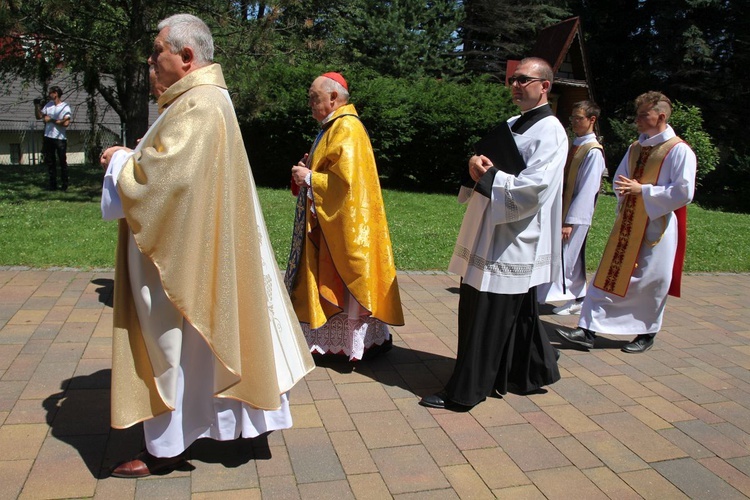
top-left (292, 164), bottom-right (311, 186)
top-left (100, 146), bottom-right (132, 169)
top-left (468, 154), bottom-right (493, 182)
top-left (562, 224), bottom-right (573, 241)
top-left (614, 175), bottom-right (642, 196)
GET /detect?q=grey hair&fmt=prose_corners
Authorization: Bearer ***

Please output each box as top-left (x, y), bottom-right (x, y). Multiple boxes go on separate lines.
top-left (158, 14), bottom-right (214, 66)
top-left (319, 77), bottom-right (350, 103)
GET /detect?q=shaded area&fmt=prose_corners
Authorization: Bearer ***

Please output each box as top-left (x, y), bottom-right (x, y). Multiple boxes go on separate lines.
top-left (0, 163), bottom-right (104, 203)
top-left (92, 278), bottom-right (113, 308)
top-left (43, 369), bottom-right (276, 479)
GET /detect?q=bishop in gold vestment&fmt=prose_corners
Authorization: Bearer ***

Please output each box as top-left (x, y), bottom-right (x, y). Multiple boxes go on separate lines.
top-left (286, 73), bottom-right (404, 360)
top-left (100, 14), bottom-right (314, 478)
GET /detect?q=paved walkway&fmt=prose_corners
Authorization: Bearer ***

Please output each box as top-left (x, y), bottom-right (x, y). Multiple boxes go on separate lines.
top-left (1, 269), bottom-right (750, 499)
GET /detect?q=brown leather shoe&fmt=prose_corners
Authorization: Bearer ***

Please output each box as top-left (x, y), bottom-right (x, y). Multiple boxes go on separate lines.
top-left (111, 451), bottom-right (186, 478)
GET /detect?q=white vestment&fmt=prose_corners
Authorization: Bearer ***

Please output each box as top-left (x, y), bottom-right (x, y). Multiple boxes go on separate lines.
top-left (449, 112), bottom-right (568, 294)
top-left (579, 125), bottom-right (696, 335)
top-left (538, 133), bottom-right (606, 302)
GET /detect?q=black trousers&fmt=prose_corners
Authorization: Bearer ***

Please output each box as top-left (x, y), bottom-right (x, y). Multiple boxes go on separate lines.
top-left (444, 283), bottom-right (560, 406)
top-left (43, 137), bottom-right (68, 190)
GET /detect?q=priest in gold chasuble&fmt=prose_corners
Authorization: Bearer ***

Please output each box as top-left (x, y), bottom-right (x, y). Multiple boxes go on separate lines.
top-left (556, 91), bottom-right (696, 354)
top-left (100, 14), bottom-right (314, 478)
top-left (285, 72), bottom-right (404, 361)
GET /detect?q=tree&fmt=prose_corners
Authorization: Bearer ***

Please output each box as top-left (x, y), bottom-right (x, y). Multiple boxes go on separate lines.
top-left (459, 0), bottom-right (570, 80)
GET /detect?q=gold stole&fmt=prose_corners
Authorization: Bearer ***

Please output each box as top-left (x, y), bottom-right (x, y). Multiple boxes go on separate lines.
top-left (593, 136), bottom-right (682, 297)
top-left (561, 141), bottom-right (603, 221)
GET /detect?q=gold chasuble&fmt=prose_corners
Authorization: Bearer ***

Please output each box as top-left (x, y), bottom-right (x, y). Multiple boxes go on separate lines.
top-left (561, 142), bottom-right (603, 221)
top-left (111, 64), bottom-right (313, 428)
top-left (593, 136), bottom-right (683, 297)
top-left (289, 104), bottom-right (404, 330)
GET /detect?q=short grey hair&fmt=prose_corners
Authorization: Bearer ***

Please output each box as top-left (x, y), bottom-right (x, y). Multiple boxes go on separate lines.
top-left (158, 14), bottom-right (214, 66)
top-left (319, 78), bottom-right (350, 103)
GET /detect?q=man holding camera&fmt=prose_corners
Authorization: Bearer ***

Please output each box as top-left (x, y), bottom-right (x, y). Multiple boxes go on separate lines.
top-left (34, 86), bottom-right (72, 191)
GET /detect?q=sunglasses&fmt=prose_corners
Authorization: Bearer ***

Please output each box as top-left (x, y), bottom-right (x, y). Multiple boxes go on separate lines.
top-left (508, 75), bottom-right (546, 86)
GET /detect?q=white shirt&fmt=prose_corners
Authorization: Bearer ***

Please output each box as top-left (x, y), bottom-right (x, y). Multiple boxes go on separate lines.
top-left (41, 101), bottom-right (72, 140)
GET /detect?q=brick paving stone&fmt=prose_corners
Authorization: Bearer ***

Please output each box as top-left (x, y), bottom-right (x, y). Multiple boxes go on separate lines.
top-left (592, 411), bottom-right (687, 463)
top-left (624, 404), bottom-right (672, 431)
top-left (370, 444), bottom-right (449, 494)
top-left (190, 459), bottom-right (259, 493)
top-left (0, 458), bottom-right (33, 500)
top-left (315, 399), bottom-right (356, 432)
top-left (0, 381), bottom-right (26, 412)
top-left (575, 430), bottom-right (649, 473)
top-left (582, 466), bottom-right (642, 499)
top-left (651, 457), bottom-right (745, 499)
top-left (699, 456), bottom-right (750, 497)
top-left (523, 410), bottom-right (568, 438)
top-left (565, 365), bottom-right (607, 387)
top-left (329, 430), bottom-right (378, 474)
top-left (486, 423), bottom-right (570, 472)
top-left (493, 484), bottom-right (545, 499)
top-left (20, 361), bottom-right (77, 399)
top-left (547, 377), bottom-right (621, 415)
top-left (441, 463), bottom-right (494, 499)
top-left (5, 398), bottom-right (53, 425)
top-left (502, 393), bottom-right (541, 414)
top-left (414, 427), bottom-right (466, 467)
top-left (655, 373), bottom-right (728, 405)
top-left (393, 362), bottom-right (445, 391)
top-left (549, 436), bottom-right (604, 469)
top-left (393, 397), bottom-right (439, 430)
top-left (658, 427), bottom-right (715, 459)
top-left (290, 378), bottom-right (314, 405)
top-left (541, 404), bottom-right (602, 435)
top-left (21, 435), bottom-right (104, 499)
top-left (290, 404), bottom-right (324, 429)
top-left (634, 394), bottom-right (695, 422)
top-left (255, 445), bottom-right (294, 478)
top-left (191, 489), bottom-right (261, 500)
top-left (727, 456), bottom-right (750, 477)
top-left (298, 479), bottom-right (355, 499)
top-left (307, 378), bottom-right (340, 401)
top-left (392, 488), bottom-right (459, 499)
top-left (527, 465), bottom-right (607, 500)
top-left (351, 409), bottom-right (420, 449)
top-left (337, 381), bottom-right (397, 414)
top-left (0, 324), bottom-right (35, 344)
top-left (3, 352), bottom-right (43, 381)
top-left (43, 305), bottom-right (73, 322)
top-left (0, 285), bottom-right (37, 304)
top-left (673, 399), bottom-right (724, 424)
top-left (674, 419), bottom-right (750, 458)
top-left (432, 411), bottom-right (497, 450)
top-left (32, 322), bottom-right (63, 340)
top-left (469, 397), bottom-right (525, 428)
top-left (618, 468), bottom-right (689, 499)
top-left (283, 427), bottom-right (345, 484)
top-left (132, 477), bottom-right (192, 499)
top-left (347, 472), bottom-right (392, 500)
top-left (0, 344), bottom-right (22, 371)
top-left (56, 321), bottom-right (96, 342)
top-left (703, 401), bottom-right (750, 434)
top-left (0, 423), bottom-right (49, 460)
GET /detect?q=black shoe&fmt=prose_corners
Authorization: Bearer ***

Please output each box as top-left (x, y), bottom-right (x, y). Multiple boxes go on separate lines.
top-left (621, 334), bottom-right (655, 353)
top-left (555, 327), bottom-right (595, 349)
top-left (419, 392), bottom-right (448, 409)
top-left (554, 348), bottom-right (560, 361)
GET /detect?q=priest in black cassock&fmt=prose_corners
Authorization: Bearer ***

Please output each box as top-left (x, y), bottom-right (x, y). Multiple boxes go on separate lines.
top-left (420, 57), bottom-right (566, 410)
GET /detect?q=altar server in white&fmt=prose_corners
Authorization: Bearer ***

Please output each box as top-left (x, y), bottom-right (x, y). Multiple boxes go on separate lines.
top-left (557, 91), bottom-right (696, 353)
top-left (538, 100), bottom-right (606, 314)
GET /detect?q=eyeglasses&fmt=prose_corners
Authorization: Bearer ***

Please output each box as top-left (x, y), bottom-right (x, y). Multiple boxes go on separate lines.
top-left (508, 75), bottom-right (545, 86)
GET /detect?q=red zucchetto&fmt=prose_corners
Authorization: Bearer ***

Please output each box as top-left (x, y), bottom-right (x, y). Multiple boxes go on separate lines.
top-left (321, 72), bottom-right (348, 91)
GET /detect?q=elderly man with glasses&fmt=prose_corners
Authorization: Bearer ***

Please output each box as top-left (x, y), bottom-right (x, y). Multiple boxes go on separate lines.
top-left (420, 57), bottom-right (566, 410)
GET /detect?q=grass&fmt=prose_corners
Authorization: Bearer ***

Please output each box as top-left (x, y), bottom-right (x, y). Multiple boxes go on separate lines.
top-left (1, 162), bottom-right (749, 272)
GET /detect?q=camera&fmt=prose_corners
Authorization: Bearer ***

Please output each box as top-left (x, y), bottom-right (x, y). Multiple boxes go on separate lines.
top-left (33, 98), bottom-right (43, 106)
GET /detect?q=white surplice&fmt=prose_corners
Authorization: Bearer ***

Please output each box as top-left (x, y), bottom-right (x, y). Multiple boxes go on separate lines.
top-left (579, 125), bottom-right (696, 335)
top-left (538, 133), bottom-right (606, 302)
top-left (449, 114), bottom-right (568, 294)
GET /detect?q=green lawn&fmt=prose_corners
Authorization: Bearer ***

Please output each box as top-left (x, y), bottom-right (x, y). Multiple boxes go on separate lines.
top-left (1, 163), bottom-right (748, 272)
